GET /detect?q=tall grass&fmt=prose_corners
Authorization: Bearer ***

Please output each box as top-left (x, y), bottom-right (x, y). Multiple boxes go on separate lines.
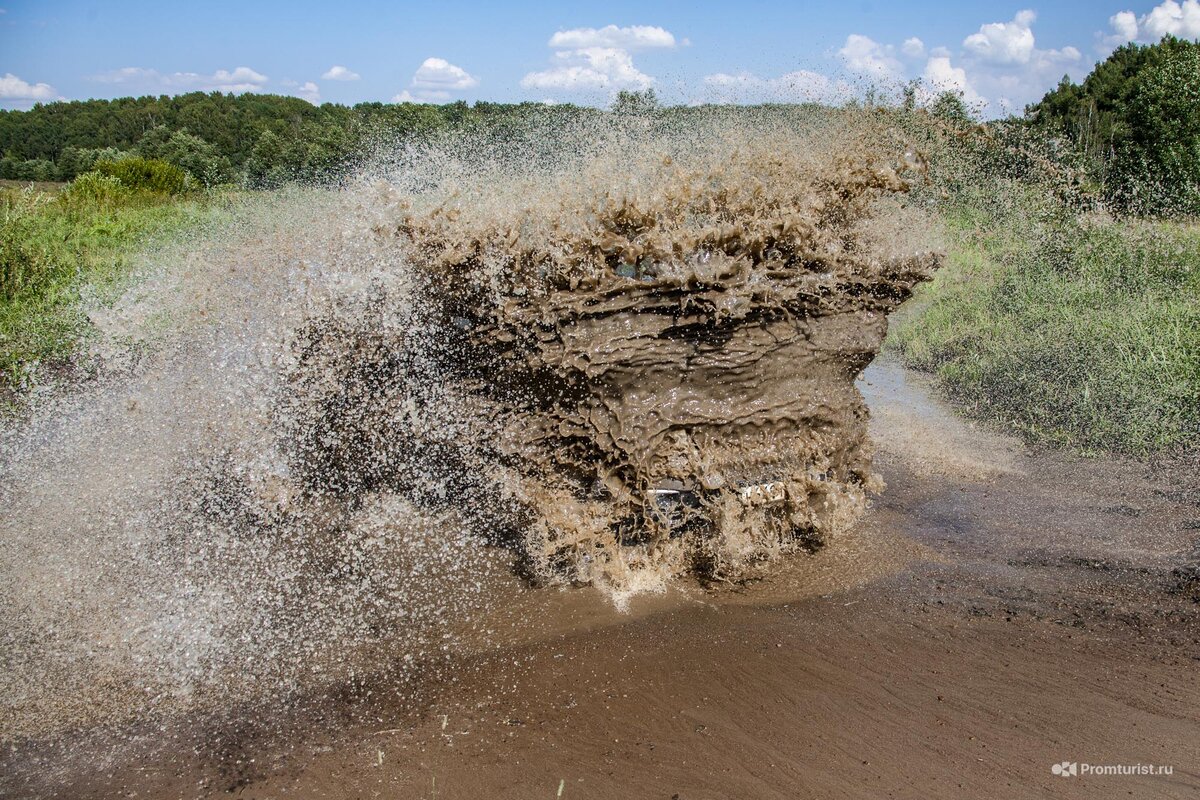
top-left (889, 185), bottom-right (1200, 455)
top-left (0, 175), bottom-right (227, 387)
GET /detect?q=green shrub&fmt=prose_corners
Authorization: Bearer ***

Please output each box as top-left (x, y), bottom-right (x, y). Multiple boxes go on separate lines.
top-left (93, 157), bottom-right (190, 195)
top-left (2, 158), bottom-right (62, 182)
top-left (61, 172), bottom-right (130, 207)
top-left (56, 146), bottom-right (131, 180)
top-left (0, 191), bottom-right (51, 301)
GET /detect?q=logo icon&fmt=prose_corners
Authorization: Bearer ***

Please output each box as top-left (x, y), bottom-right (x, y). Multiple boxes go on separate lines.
top-left (1052, 762), bottom-right (1078, 777)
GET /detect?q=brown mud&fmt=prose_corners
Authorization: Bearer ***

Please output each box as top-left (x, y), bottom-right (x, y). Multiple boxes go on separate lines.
top-left (4, 359), bottom-right (1198, 800)
top-left (300, 129), bottom-right (939, 592)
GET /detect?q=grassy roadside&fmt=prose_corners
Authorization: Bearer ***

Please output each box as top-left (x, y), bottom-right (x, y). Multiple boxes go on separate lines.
top-left (889, 194), bottom-right (1200, 457)
top-left (0, 176), bottom-right (236, 388)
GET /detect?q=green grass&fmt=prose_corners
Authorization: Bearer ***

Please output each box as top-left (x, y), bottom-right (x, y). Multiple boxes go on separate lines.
top-left (0, 176), bottom-right (233, 387)
top-left (890, 195), bottom-right (1200, 456)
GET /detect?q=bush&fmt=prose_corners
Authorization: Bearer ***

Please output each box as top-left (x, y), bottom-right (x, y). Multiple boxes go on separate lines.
top-left (2, 158), bottom-right (62, 182)
top-left (0, 190), bottom-right (50, 301)
top-left (93, 157), bottom-right (190, 195)
top-left (61, 172), bottom-right (130, 206)
top-left (56, 146), bottom-right (130, 180)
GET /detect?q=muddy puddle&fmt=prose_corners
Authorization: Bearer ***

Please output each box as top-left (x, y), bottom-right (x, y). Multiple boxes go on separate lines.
top-left (5, 351), bottom-right (1198, 800)
top-left (2, 112), bottom-right (1198, 799)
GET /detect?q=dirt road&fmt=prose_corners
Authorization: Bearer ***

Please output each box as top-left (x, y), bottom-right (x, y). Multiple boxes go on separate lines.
top-left (4, 361), bottom-right (1198, 799)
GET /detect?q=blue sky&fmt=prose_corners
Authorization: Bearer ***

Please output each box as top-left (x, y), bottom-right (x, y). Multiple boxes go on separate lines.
top-left (2, 1), bottom-right (1198, 115)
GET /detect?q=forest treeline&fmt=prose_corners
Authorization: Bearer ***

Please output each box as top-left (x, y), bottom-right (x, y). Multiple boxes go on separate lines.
top-left (2, 35), bottom-right (1198, 214)
top-left (0, 93), bottom-right (602, 187)
top-left (1026, 35), bottom-right (1200, 216)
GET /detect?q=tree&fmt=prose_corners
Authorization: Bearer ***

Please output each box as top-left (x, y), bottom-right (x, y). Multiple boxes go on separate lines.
top-left (1120, 40), bottom-right (1200, 214)
top-left (1028, 36), bottom-right (1200, 215)
top-left (929, 91), bottom-right (973, 126)
top-left (57, 145), bottom-right (128, 178)
top-left (245, 128), bottom-right (288, 187)
top-left (135, 126), bottom-right (233, 186)
top-left (0, 92), bottom-right (595, 187)
top-left (611, 89), bottom-right (659, 115)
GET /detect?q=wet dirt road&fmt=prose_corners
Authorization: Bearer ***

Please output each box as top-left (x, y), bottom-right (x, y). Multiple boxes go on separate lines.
top-left (4, 360), bottom-right (1198, 799)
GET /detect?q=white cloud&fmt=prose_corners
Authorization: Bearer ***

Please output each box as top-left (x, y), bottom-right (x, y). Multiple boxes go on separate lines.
top-left (392, 57), bottom-right (476, 103)
top-left (392, 89), bottom-right (451, 103)
top-left (838, 34), bottom-right (903, 81)
top-left (90, 65), bottom-right (269, 93)
top-left (699, 70), bottom-right (848, 105)
top-left (547, 24), bottom-right (677, 50)
top-left (522, 46), bottom-right (653, 91)
top-left (1032, 45), bottom-right (1081, 69)
top-left (0, 72), bottom-right (57, 100)
top-left (965, 55), bottom-right (1082, 114)
top-left (951, 10), bottom-right (1085, 113)
top-left (922, 56), bottom-right (984, 106)
top-left (1143, 0), bottom-right (1200, 38)
top-left (963, 9), bottom-right (1037, 64)
top-left (1104, 0), bottom-right (1200, 48)
top-left (321, 65), bottom-right (360, 81)
top-left (1110, 10), bottom-right (1140, 41)
top-left (523, 23), bottom-right (679, 94)
top-left (224, 67), bottom-right (268, 83)
top-left (412, 57), bottom-right (478, 90)
top-left (295, 81), bottom-right (320, 104)
top-left (806, 11), bottom-right (1090, 118)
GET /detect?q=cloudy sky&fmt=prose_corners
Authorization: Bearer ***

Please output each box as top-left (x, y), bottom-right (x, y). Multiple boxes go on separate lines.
top-left (1, 1), bottom-right (1198, 115)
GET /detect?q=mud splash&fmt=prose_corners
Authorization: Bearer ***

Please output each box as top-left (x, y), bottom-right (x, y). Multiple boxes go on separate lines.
top-left (293, 118), bottom-right (940, 591)
top-left (0, 111), bottom-right (938, 744)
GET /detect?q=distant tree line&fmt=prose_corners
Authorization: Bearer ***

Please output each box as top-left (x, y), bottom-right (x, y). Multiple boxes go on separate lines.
top-left (4, 36), bottom-right (1198, 217)
top-left (1027, 35), bottom-right (1200, 216)
top-left (0, 92), bottom-right (598, 186)
top-left (0, 86), bottom-right (948, 191)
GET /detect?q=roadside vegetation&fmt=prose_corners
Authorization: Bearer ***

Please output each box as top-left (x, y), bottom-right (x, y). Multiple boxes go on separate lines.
top-left (0, 160), bottom-right (235, 387)
top-left (888, 195), bottom-right (1199, 455)
top-left (887, 36), bottom-right (1200, 457)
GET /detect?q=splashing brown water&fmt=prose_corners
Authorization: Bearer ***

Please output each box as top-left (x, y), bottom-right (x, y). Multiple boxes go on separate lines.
top-left (302, 116), bottom-right (940, 591)
top-left (0, 110), bottom-right (939, 743)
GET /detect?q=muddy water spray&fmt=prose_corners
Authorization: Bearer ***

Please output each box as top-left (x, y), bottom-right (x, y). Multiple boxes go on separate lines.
top-left (358, 115), bottom-right (939, 590)
top-left (0, 110), bottom-right (938, 742)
